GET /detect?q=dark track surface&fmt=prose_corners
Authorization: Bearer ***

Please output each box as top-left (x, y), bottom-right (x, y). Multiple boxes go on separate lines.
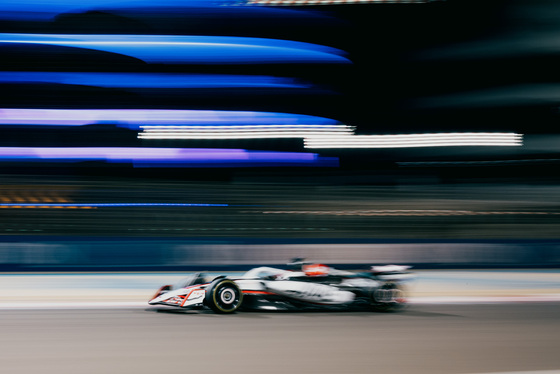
top-left (0, 303), bottom-right (558, 374)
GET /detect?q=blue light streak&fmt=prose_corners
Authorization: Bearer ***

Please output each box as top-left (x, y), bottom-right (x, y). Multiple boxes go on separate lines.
top-left (0, 109), bottom-right (341, 128)
top-left (0, 34), bottom-right (350, 65)
top-left (0, 72), bottom-right (309, 89)
top-left (0, 203), bottom-right (228, 207)
top-left (0, 0), bottom-right (241, 21)
top-left (0, 147), bottom-right (339, 167)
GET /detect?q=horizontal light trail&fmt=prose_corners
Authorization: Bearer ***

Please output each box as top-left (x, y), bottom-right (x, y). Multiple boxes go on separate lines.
top-left (140, 134), bottom-right (347, 139)
top-left (1, 109), bottom-right (522, 149)
top-left (247, 0), bottom-right (433, 5)
top-left (0, 0), bottom-right (434, 21)
top-left (127, 227), bottom-right (330, 231)
top-left (0, 33), bottom-right (342, 53)
top-left (139, 125), bottom-right (353, 139)
top-left (261, 209), bottom-right (558, 216)
top-left (0, 203), bottom-right (228, 208)
top-left (306, 141), bottom-right (521, 148)
top-left (0, 33), bottom-right (349, 64)
top-left (141, 125), bottom-right (350, 130)
top-left (0, 108), bottom-right (340, 128)
top-left (0, 147), bottom-right (338, 167)
top-left (305, 133), bottom-right (523, 148)
top-left (0, 0), bottom-right (245, 21)
top-left (141, 131), bottom-right (522, 147)
top-left (0, 72), bottom-right (309, 89)
top-left (0, 147), bottom-right (303, 160)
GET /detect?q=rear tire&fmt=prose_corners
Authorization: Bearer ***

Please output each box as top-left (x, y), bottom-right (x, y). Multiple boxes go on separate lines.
top-left (370, 283), bottom-right (407, 312)
top-left (205, 278), bottom-right (243, 314)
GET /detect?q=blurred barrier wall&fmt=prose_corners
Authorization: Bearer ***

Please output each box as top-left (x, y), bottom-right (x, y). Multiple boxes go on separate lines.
top-left (0, 237), bottom-right (558, 271)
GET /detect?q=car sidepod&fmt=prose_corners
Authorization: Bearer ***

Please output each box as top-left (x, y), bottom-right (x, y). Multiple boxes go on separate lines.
top-left (263, 280), bottom-right (355, 305)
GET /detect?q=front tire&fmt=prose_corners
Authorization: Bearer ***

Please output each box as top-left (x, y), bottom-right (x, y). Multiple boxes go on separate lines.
top-left (205, 278), bottom-right (243, 314)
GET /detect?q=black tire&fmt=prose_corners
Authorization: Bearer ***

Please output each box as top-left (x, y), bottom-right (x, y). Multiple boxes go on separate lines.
top-left (370, 283), bottom-right (407, 313)
top-left (205, 278), bottom-right (243, 314)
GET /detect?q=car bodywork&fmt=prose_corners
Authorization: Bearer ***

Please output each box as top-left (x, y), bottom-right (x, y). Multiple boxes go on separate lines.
top-left (148, 261), bottom-right (414, 313)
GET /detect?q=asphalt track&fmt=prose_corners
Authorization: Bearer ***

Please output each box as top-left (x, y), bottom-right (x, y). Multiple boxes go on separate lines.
top-left (0, 303), bottom-right (558, 374)
top-left (0, 271), bottom-right (559, 374)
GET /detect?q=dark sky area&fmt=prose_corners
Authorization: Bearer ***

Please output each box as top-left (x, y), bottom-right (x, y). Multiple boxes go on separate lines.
top-left (1, 0), bottom-right (560, 180)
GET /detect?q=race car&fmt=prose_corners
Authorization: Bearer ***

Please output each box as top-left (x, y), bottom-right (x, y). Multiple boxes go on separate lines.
top-left (148, 259), bottom-right (414, 313)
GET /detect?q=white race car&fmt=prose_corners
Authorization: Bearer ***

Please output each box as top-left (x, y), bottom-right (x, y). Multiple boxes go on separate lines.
top-left (149, 259), bottom-right (413, 313)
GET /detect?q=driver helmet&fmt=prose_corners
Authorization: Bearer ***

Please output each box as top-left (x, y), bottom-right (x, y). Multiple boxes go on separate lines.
top-left (303, 263), bottom-right (329, 277)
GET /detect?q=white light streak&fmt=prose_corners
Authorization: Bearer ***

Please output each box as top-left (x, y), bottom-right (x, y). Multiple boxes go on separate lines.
top-left (304, 133), bottom-right (523, 148)
top-left (139, 124), bottom-right (355, 139)
top-left (139, 133), bottom-right (350, 139)
top-left (140, 131), bottom-right (352, 140)
top-left (140, 125), bottom-right (350, 130)
top-left (139, 128), bottom-right (523, 148)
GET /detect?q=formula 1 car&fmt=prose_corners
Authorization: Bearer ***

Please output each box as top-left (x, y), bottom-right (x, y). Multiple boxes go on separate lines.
top-left (148, 259), bottom-right (413, 314)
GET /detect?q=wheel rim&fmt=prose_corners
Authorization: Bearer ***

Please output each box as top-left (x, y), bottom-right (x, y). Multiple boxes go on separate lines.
top-left (219, 287), bottom-right (236, 305)
top-left (213, 282), bottom-right (242, 312)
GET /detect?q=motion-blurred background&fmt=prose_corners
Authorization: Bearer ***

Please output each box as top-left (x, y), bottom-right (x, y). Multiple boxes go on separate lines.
top-left (1, 0), bottom-right (560, 270)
